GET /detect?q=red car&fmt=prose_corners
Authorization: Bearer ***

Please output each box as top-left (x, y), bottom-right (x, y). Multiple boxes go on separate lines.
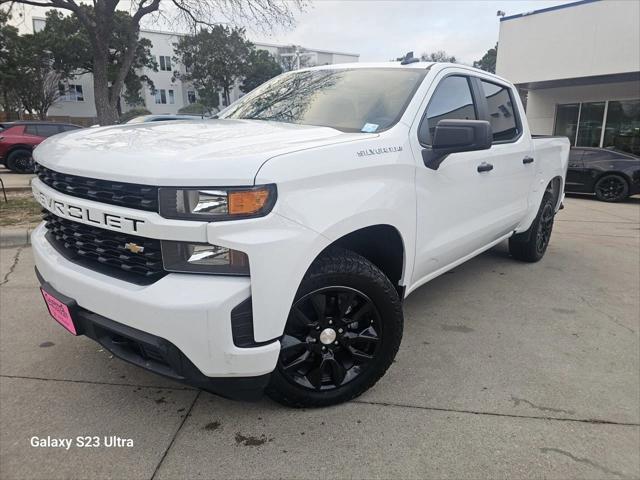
top-left (0, 121), bottom-right (82, 173)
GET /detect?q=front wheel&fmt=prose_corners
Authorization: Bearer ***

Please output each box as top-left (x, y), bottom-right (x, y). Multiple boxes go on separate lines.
top-left (509, 191), bottom-right (556, 263)
top-left (266, 248), bottom-right (403, 408)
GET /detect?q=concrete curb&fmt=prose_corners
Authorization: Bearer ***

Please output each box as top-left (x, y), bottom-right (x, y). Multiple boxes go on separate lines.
top-left (3, 186), bottom-right (33, 193)
top-left (0, 227), bottom-right (32, 248)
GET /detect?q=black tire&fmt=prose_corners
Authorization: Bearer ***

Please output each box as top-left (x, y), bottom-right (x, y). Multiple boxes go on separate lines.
top-left (509, 191), bottom-right (556, 263)
top-left (266, 247), bottom-right (403, 408)
top-left (594, 174), bottom-right (629, 202)
top-left (6, 148), bottom-right (34, 173)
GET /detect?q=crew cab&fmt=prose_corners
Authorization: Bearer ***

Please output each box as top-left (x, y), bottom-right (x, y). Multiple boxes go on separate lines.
top-left (30, 62), bottom-right (569, 407)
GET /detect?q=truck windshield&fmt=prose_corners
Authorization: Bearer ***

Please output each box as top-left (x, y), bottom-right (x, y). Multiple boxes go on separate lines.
top-left (219, 68), bottom-right (427, 133)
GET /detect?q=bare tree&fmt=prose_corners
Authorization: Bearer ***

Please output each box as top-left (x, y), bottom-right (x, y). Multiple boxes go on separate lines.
top-left (3, 0), bottom-right (304, 125)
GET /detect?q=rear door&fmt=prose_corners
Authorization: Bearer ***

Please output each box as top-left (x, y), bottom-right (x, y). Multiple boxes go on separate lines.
top-left (474, 78), bottom-right (535, 229)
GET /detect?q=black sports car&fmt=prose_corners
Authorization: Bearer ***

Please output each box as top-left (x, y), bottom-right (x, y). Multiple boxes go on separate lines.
top-left (565, 147), bottom-right (640, 202)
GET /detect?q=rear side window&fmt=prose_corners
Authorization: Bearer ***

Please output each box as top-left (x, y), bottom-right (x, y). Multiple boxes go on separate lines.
top-left (36, 124), bottom-right (61, 137)
top-left (480, 80), bottom-right (519, 142)
top-left (60, 125), bottom-right (80, 132)
top-left (423, 76), bottom-right (477, 143)
top-left (25, 125), bottom-right (38, 135)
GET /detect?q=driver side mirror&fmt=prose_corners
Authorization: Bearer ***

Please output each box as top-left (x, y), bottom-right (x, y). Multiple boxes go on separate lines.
top-left (421, 119), bottom-right (493, 170)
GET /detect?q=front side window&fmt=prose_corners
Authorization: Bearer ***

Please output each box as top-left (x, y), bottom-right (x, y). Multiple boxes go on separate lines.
top-left (220, 68), bottom-right (427, 133)
top-left (481, 80), bottom-right (518, 142)
top-left (423, 75), bottom-right (476, 143)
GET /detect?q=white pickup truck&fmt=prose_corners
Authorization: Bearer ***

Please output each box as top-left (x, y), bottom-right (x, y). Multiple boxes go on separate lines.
top-left (31, 61), bottom-right (569, 407)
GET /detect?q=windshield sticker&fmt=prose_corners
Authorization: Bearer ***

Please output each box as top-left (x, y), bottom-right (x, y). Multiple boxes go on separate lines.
top-left (357, 146), bottom-right (403, 157)
top-left (361, 123), bottom-right (379, 133)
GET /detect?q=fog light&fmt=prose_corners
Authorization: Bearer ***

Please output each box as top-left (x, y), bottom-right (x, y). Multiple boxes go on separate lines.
top-left (161, 241), bottom-right (249, 275)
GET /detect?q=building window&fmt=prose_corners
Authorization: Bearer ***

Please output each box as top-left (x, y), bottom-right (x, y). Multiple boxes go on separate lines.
top-left (59, 83), bottom-right (84, 102)
top-left (159, 56), bottom-right (172, 71)
top-left (32, 18), bottom-right (46, 33)
top-left (554, 99), bottom-right (640, 155)
top-left (154, 89), bottom-right (175, 104)
top-left (187, 90), bottom-right (196, 104)
top-left (576, 102), bottom-right (605, 148)
top-left (603, 100), bottom-right (640, 155)
top-left (480, 80), bottom-right (519, 142)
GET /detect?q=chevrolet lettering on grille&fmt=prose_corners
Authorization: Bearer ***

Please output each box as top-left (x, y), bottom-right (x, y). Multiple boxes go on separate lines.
top-left (33, 186), bottom-right (145, 233)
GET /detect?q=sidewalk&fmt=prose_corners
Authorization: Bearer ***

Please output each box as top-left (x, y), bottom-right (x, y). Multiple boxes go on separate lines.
top-left (0, 167), bottom-right (35, 192)
top-left (0, 226), bottom-right (33, 248)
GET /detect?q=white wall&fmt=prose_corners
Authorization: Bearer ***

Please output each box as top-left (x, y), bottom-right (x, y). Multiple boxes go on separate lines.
top-left (496, 0), bottom-right (640, 85)
top-left (526, 80), bottom-right (640, 134)
top-left (139, 30), bottom-right (185, 115)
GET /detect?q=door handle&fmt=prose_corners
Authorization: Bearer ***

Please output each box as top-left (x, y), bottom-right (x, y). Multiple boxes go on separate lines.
top-left (477, 162), bottom-right (494, 173)
top-left (523, 156), bottom-right (534, 164)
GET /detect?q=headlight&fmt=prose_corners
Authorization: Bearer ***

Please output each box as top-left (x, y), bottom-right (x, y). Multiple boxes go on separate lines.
top-left (161, 241), bottom-right (250, 275)
top-left (158, 185), bottom-right (276, 221)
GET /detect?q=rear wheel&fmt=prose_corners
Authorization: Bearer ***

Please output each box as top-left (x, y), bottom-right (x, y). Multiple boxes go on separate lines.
top-left (6, 148), bottom-right (34, 173)
top-left (266, 248), bottom-right (403, 408)
top-left (509, 191), bottom-right (556, 263)
top-left (594, 174), bottom-right (628, 202)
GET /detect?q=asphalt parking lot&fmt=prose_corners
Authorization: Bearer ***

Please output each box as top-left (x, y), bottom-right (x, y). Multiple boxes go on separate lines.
top-left (0, 195), bottom-right (638, 480)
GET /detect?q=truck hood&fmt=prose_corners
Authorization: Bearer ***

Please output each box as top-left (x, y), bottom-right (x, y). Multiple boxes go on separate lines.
top-left (34, 119), bottom-right (374, 186)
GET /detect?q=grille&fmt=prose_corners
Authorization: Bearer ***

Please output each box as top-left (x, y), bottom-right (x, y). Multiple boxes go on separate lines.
top-left (44, 212), bottom-right (165, 284)
top-left (36, 164), bottom-right (158, 212)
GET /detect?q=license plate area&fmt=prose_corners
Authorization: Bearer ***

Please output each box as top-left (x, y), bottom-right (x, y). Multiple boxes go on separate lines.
top-left (40, 283), bottom-right (78, 335)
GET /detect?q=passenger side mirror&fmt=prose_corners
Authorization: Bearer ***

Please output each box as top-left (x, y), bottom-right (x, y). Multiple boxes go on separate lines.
top-left (421, 119), bottom-right (493, 170)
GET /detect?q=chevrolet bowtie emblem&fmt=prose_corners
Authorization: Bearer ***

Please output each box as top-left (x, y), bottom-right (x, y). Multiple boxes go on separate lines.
top-left (124, 242), bottom-right (145, 254)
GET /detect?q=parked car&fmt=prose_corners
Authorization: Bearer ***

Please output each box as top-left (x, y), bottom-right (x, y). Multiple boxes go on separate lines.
top-left (0, 121), bottom-right (82, 173)
top-left (31, 61), bottom-right (569, 407)
top-left (566, 147), bottom-right (640, 202)
top-left (126, 114), bottom-right (205, 124)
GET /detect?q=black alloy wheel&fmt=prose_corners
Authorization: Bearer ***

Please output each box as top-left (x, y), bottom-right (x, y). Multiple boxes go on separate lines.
top-left (535, 202), bottom-right (555, 257)
top-left (594, 175), bottom-right (628, 202)
top-left (278, 286), bottom-right (382, 391)
top-left (266, 247), bottom-right (403, 408)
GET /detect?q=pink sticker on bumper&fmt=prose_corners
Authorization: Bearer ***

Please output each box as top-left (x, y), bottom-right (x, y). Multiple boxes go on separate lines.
top-left (41, 288), bottom-right (77, 335)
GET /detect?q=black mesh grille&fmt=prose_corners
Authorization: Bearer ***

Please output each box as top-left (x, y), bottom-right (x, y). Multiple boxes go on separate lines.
top-left (36, 164), bottom-right (158, 212)
top-left (43, 212), bottom-right (165, 284)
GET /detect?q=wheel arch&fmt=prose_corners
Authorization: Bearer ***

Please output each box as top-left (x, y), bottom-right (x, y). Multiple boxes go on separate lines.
top-left (547, 175), bottom-right (564, 209)
top-left (7, 144), bottom-right (34, 156)
top-left (316, 224), bottom-right (406, 298)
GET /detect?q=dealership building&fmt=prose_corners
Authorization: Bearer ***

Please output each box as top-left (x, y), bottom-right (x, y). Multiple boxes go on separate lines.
top-left (496, 0), bottom-right (640, 155)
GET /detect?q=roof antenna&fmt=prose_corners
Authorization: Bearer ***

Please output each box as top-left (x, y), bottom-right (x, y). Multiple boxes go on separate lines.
top-left (400, 51), bottom-right (419, 65)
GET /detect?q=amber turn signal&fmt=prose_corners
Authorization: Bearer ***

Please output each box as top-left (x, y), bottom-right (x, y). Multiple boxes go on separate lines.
top-left (229, 188), bottom-right (271, 215)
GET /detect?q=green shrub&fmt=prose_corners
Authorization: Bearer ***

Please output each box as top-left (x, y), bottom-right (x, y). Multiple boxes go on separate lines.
top-left (178, 103), bottom-right (208, 115)
top-left (119, 108), bottom-right (151, 123)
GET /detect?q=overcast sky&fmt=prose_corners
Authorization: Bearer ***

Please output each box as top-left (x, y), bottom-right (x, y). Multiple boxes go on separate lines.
top-left (246, 0), bottom-right (576, 64)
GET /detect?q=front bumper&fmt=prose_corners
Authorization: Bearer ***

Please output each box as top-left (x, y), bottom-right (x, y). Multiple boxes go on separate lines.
top-left (32, 224), bottom-right (281, 385)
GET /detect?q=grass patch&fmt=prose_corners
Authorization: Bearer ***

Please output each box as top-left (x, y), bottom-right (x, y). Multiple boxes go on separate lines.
top-left (0, 192), bottom-right (42, 227)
